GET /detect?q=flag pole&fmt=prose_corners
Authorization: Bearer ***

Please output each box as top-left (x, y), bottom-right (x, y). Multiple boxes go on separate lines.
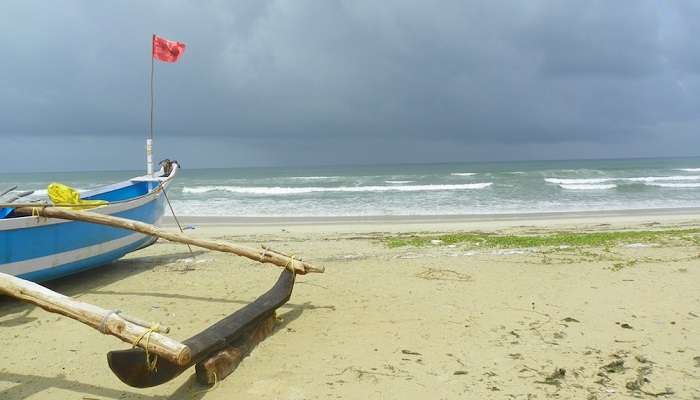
top-left (147, 34), bottom-right (155, 175)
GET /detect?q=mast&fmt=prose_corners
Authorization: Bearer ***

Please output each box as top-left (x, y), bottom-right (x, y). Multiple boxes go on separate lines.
top-left (147, 34), bottom-right (155, 175)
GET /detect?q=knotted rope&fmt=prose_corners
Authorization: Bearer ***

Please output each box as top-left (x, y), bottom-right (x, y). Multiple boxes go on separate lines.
top-left (98, 309), bottom-right (122, 334)
top-left (284, 254), bottom-right (297, 273)
top-left (132, 324), bottom-right (161, 372)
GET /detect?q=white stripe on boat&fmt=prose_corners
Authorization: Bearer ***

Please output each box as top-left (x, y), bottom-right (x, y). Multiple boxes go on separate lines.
top-left (0, 232), bottom-right (148, 275)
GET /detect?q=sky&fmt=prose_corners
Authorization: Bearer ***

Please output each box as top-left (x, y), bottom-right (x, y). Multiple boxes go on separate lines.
top-left (1, 1), bottom-right (700, 172)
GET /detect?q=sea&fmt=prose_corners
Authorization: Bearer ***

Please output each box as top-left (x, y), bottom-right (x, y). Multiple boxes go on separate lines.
top-left (1, 157), bottom-right (700, 217)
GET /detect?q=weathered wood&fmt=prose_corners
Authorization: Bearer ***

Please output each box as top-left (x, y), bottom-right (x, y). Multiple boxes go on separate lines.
top-left (0, 186), bottom-right (17, 198)
top-left (0, 272), bottom-right (190, 365)
top-left (107, 269), bottom-right (295, 388)
top-left (119, 312), bottom-right (171, 334)
top-left (14, 206), bottom-right (324, 274)
top-left (195, 313), bottom-right (276, 385)
top-left (261, 245), bottom-right (304, 262)
top-left (1, 191), bottom-right (34, 205)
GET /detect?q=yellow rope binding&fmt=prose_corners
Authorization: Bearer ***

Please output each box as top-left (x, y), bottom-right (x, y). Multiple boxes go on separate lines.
top-left (284, 254), bottom-right (297, 273)
top-left (132, 324), bottom-right (160, 372)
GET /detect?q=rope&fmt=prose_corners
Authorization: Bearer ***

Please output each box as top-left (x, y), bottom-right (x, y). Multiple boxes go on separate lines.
top-left (99, 309), bottom-right (121, 334)
top-left (162, 187), bottom-right (193, 256)
top-left (284, 254), bottom-right (297, 273)
top-left (259, 248), bottom-right (267, 262)
top-left (132, 324), bottom-right (161, 372)
top-left (193, 372), bottom-right (220, 395)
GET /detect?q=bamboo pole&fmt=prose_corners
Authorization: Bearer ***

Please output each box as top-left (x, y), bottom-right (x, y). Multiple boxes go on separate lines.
top-left (13, 206), bottom-right (324, 274)
top-left (120, 313), bottom-right (171, 334)
top-left (0, 272), bottom-right (191, 365)
top-left (0, 186), bottom-right (17, 198)
top-left (0, 192), bottom-right (34, 206)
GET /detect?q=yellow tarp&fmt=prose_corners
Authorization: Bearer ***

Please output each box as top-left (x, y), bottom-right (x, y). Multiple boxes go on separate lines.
top-left (48, 183), bottom-right (108, 210)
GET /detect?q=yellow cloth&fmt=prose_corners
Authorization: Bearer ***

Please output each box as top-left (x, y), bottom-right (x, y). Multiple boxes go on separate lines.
top-left (47, 183), bottom-right (108, 210)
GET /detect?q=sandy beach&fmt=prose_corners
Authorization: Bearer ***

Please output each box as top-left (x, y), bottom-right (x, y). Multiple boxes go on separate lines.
top-left (1, 210), bottom-right (700, 399)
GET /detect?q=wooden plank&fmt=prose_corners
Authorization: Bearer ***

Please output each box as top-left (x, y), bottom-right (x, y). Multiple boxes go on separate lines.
top-left (14, 206), bottom-right (324, 274)
top-left (0, 186), bottom-right (17, 198)
top-left (2, 190), bottom-right (34, 204)
top-left (195, 313), bottom-right (276, 385)
top-left (0, 272), bottom-right (190, 365)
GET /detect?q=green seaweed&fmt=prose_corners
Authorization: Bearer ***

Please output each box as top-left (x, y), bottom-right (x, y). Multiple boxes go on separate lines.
top-left (385, 228), bottom-right (700, 249)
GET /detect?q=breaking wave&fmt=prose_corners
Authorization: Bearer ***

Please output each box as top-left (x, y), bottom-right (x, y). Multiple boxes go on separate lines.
top-left (546, 178), bottom-right (613, 185)
top-left (548, 175), bottom-right (700, 186)
top-left (450, 172), bottom-right (477, 176)
top-left (626, 175), bottom-right (700, 182)
top-left (288, 176), bottom-right (340, 180)
top-left (675, 168), bottom-right (700, 172)
top-left (559, 184), bottom-right (617, 190)
top-left (645, 182), bottom-right (700, 188)
top-left (183, 183), bottom-right (493, 195)
top-left (385, 180), bottom-right (415, 184)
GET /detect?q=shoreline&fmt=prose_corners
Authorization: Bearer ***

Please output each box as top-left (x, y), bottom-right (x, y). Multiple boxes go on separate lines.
top-left (165, 206), bottom-right (700, 227)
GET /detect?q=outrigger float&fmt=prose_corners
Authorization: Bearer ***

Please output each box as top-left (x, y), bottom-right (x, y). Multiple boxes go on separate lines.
top-left (0, 167), bottom-right (324, 387)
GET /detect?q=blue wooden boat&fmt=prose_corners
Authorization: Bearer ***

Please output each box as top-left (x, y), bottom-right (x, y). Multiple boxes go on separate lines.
top-left (0, 162), bottom-right (179, 282)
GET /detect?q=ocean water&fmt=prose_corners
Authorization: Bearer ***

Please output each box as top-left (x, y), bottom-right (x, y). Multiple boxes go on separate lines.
top-left (2, 158), bottom-right (700, 217)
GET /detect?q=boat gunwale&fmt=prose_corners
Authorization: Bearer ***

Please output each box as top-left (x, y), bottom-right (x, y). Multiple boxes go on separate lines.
top-left (0, 166), bottom-right (178, 232)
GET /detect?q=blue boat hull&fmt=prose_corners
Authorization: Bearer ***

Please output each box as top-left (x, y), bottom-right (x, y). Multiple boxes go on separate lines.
top-left (0, 168), bottom-right (176, 282)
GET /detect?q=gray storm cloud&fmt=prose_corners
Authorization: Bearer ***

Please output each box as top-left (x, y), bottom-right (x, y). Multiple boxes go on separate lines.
top-left (1, 1), bottom-right (699, 170)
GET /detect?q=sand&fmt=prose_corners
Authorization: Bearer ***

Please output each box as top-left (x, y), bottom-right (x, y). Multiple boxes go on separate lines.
top-left (1, 211), bottom-right (700, 399)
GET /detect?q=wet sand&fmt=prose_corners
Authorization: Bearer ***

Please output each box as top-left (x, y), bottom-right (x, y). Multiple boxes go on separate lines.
top-left (1, 211), bottom-right (700, 399)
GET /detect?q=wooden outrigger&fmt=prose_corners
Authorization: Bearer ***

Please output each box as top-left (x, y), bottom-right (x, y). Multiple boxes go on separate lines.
top-left (108, 269), bottom-right (295, 388)
top-left (0, 208), bottom-right (324, 388)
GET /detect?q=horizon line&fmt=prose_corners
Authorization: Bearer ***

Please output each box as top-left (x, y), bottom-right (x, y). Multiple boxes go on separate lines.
top-left (1, 154), bottom-right (700, 175)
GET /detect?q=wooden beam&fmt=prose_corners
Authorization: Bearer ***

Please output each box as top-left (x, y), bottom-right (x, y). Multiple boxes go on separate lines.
top-left (0, 186), bottom-right (17, 198)
top-left (195, 313), bottom-right (276, 385)
top-left (14, 206), bottom-right (324, 275)
top-left (0, 191), bottom-right (34, 205)
top-left (0, 272), bottom-right (191, 365)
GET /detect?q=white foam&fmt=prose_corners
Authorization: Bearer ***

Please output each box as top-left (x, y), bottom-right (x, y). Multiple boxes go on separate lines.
top-left (182, 183), bottom-right (493, 195)
top-left (545, 178), bottom-right (613, 184)
top-left (288, 176), bottom-right (339, 180)
top-left (675, 168), bottom-right (700, 172)
top-left (450, 172), bottom-right (477, 176)
top-left (385, 180), bottom-right (415, 184)
top-left (645, 182), bottom-right (700, 188)
top-left (559, 184), bottom-right (617, 190)
top-left (626, 175), bottom-right (700, 182)
top-left (548, 175), bottom-right (700, 185)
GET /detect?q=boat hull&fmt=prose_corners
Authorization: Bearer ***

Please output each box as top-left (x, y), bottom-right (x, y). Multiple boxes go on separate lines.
top-left (0, 170), bottom-right (174, 282)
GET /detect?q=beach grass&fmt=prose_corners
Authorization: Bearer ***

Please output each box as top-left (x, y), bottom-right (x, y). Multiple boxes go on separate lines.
top-left (385, 228), bottom-right (700, 249)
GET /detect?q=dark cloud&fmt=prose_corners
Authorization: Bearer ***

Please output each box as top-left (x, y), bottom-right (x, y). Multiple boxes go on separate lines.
top-left (1, 1), bottom-right (699, 171)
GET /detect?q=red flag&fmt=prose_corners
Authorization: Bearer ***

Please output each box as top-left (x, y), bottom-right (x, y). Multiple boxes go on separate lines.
top-left (152, 34), bottom-right (186, 63)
